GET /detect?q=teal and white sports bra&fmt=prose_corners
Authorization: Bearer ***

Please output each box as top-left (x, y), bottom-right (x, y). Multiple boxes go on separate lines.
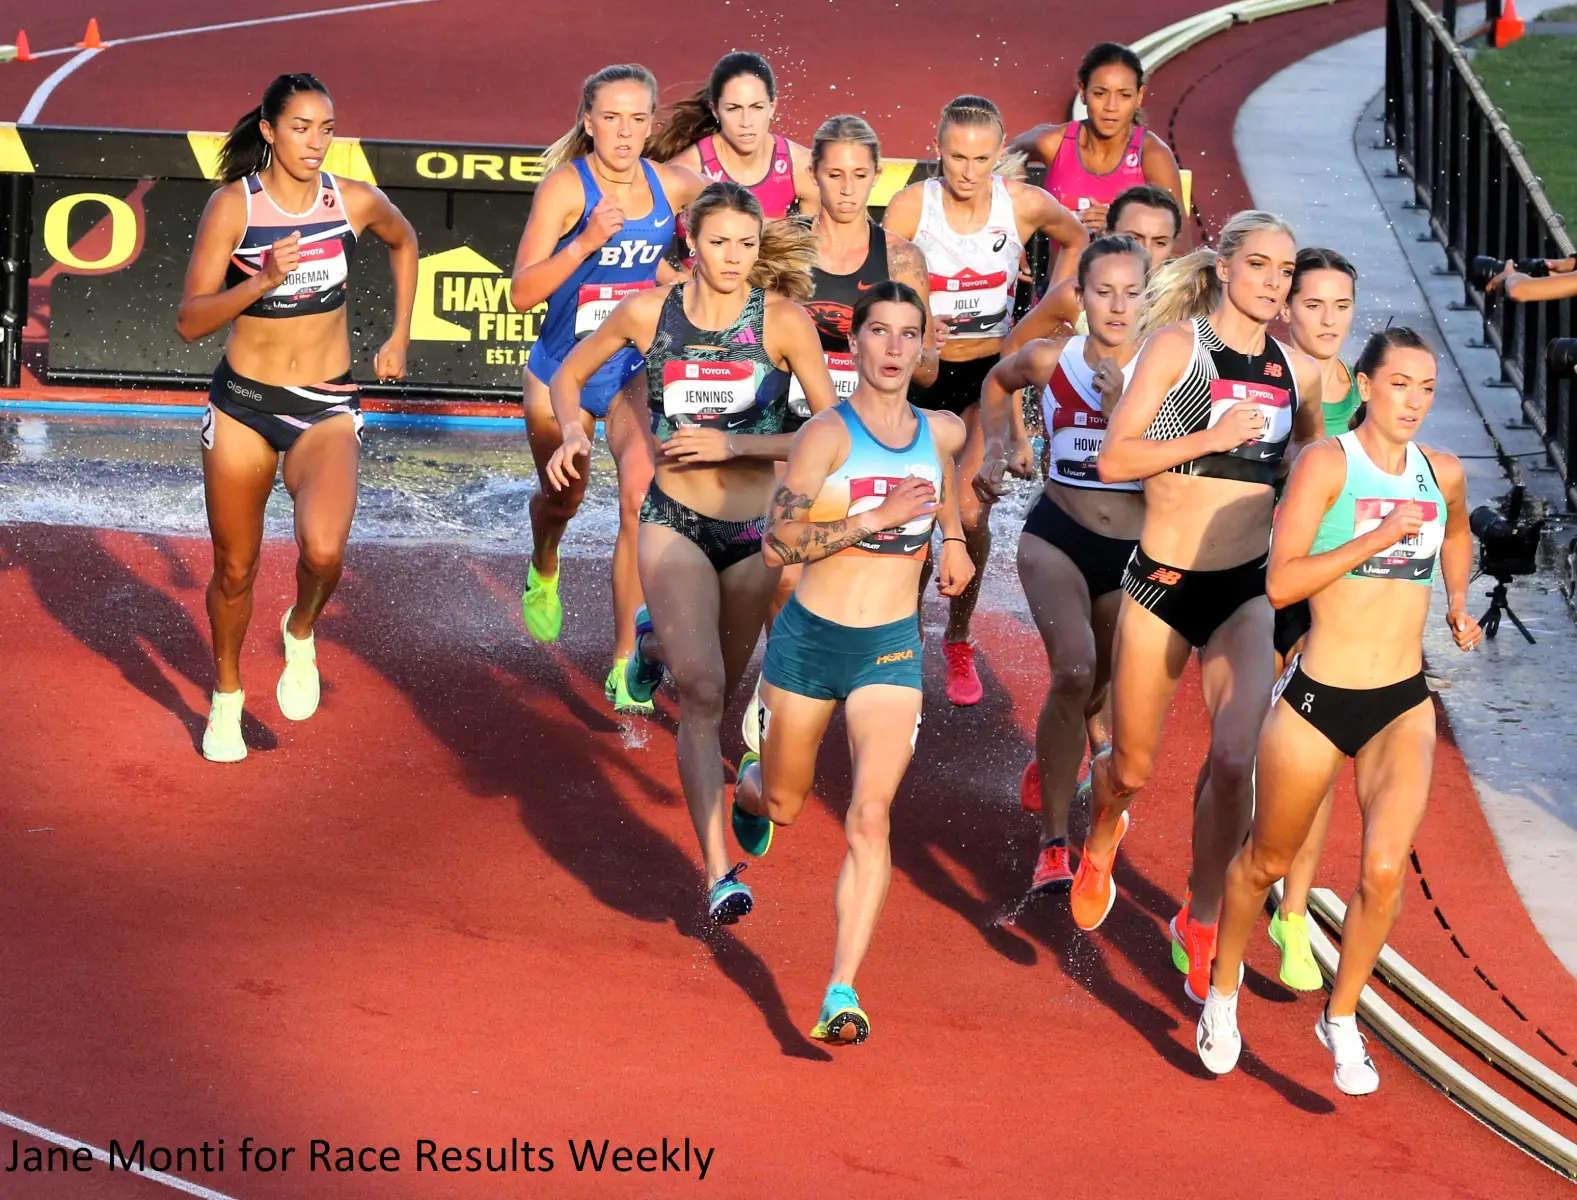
top-left (1307, 432), bottom-right (1444, 584)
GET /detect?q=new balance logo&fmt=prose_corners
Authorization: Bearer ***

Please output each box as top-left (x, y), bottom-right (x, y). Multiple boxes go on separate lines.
top-left (1146, 567), bottom-right (1183, 586)
top-left (1263, 362), bottom-right (1284, 378)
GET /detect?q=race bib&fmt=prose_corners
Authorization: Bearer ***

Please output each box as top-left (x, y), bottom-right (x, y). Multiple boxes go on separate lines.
top-left (1207, 379), bottom-right (1293, 461)
top-left (1049, 412), bottom-right (1108, 484)
top-left (660, 360), bottom-right (759, 429)
top-left (1351, 498), bottom-right (1444, 580)
top-left (574, 280), bottom-right (654, 338)
top-left (847, 469), bottom-right (939, 556)
top-left (263, 237), bottom-right (349, 301)
top-left (927, 269), bottom-right (1010, 326)
top-left (787, 351), bottom-right (857, 418)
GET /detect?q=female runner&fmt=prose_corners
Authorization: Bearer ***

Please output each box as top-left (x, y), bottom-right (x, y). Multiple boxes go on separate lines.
top-left (1009, 42), bottom-right (1187, 246)
top-left (974, 235), bottom-right (1150, 893)
top-left (1198, 328), bottom-right (1480, 1093)
top-left (731, 281), bottom-right (972, 1043)
top-left (648, 52), bottom-right (818, 219)
top-left (882, 95), bottom-right (1089, 706)
top-left (511, 64), bottom-right (704, 714)
top-left (177, 73), bottom-right (417, 762)
top-left (1069, 211), bottom-right (1323, 1006)
top-left (1265, 246), bottom-right (1364, 991)
top-left (545, 181), bottom-right (836, 923)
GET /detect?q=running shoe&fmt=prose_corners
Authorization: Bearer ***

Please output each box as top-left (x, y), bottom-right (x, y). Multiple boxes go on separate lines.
top-left (810, 983), bottom-right (869, 1044)
top-left (1075, 759), bottom-right (1094, 807)
top-left (605, 658), bottom-right (655, 716)
top-left (943, 641), bottom-right (983, 706)
top-left (276, 607), bottom-right (320, 721)
top-left (707, 862), bottom-right (754, 925)
top-left (1315, 1008), bottom-right (1380, 1095)
top-left (1269, 909), bottom-right (1324, 992)
top-left (1196, 985), bottom-right (1243, 1075)
top-left (1019, 760), bottom-right (1041, 813)
top-left (202, 690), bottom-right (247, 763)
top-left (1029, 842), bottom-right (1074, 894)
top-left (624, 606), bottom-right (666, 703)
top-left (1171, 894), bottom-right (1192, 974)
top-left (1170, 907), bottom-right (1229, 1004)
top-left (520, 562), bottom-right (562, 643)
top-left (731, 752), bottom-right (773, 857)
top-left (742, 675), bottom-right (764, 753)
top-left (1069, 809), bottom-right (1130, 931)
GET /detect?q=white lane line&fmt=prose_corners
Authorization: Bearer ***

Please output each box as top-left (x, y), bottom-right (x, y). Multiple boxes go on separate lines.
top-left (17, 48), bottom-right (102, 124)
top-left (0, 1110), bottom-right (244, 1200)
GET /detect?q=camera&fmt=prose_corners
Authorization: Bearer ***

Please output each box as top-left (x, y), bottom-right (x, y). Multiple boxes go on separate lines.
top-left (1468, 255), bottom-right (1550, 290)
top-left (1549, 338), bottom-right (1577, 379)
top-left (1469, 485), bottom-right (1543, 642)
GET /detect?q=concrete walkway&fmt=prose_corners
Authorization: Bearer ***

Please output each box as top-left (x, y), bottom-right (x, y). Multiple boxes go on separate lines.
top-left (1236, 11), bottom-right (1577, 978)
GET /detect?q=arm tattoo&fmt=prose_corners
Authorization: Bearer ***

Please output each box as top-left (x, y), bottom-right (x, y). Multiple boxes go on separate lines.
top-left (766, 484), bottom-right (873, 564)
top-left (887, 236), bottom-right (924, 283)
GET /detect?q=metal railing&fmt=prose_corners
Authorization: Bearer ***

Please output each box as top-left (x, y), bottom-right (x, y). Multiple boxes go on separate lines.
top-left (1386, 0), bottom-right (1576, 507)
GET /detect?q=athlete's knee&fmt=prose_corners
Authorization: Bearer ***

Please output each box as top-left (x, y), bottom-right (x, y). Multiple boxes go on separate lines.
top-left (1238, 838), bottom-right (1295, 890)
top-left (1204, 744), bottom-right (1256, 800)
top-left (673, 666), bottom-right (726, 718)
top-left (1106, 744), bottom-right (1153, 795)
top-left (212, 549), bottom-right (260, 599)
top-left (297, 533), bottom-right (345, 580)
top-left (1359, 851), bottom-right (1408, 912)
top-left (535, 482), bottom-right (583, 523)
top-left (1047, 654), bottom-right (1096, 705)
top-left (760, 779), bottom-right (808, 826)
top-left (845, 798), bottom-right (892, 849)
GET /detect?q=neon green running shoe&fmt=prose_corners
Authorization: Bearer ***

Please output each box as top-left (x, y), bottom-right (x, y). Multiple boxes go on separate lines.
top-left (731, 752), bottom-right (772, 857)
top-left (520, 562), bottom-right (562, 643)
top-left (810, 984), bottom-right (869, 1045)
top-left (606, 657), bottom-right (654, 715)
top-left (1171, 894), bottom-right (1191, 974)
top-left (1270, 909), bottom-right (1323, 991)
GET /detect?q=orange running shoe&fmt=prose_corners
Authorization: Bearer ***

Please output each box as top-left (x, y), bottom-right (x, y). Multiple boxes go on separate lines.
top-left (1030, 842), bottom-right (1073, 894)
top-left (1069, 810), bottom-right (1130, 931)
top-left (1170, 907), bottom-right (1226, 1004)
top-left (1020, 760), bottom-right (1041, 813)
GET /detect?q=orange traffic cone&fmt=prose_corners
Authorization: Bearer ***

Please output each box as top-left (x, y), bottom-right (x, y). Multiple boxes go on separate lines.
top-left (15, 30), bottom-right (32, 61)
top-left (1494, 0), bottom-right (1524, 47)
top-left (76, 18), bottom-right (103, 49)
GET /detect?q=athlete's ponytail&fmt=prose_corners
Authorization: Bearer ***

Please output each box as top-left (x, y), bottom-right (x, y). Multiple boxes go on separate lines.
top-left (541, 64), bottom-right (658, 174)
top-left (686, 180), bottom-right (817, 302)
top-left (218, 73), bottom-right (332, 185)
top-left (937, 95), bottom-right (1026, 180)
top-left (1350, 325), bottom-right (1435, 429)
top-left (811, 114), bottom-right (881, 172)
top-left (648, 52), bottom-right (777, 163)
top-left (1138, 209), bottom-right (1296, 335)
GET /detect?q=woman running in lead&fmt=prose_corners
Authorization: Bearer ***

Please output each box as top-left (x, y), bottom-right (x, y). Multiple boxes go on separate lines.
top-left (177, 73), bottom-right (417, 762)
top-left (974, 236), bottom-right (1150, 894)
top-left (648, 52), bottom-right (818, 220)
top-left (512, 64), bottom-right (704, 715)
top-left (883, 96), bottom-right (1089, 707)
top-left (546, 181), bottom-right (835, 923)
top-left (1010, 42), bottom-right (1187, 247)
top-left (731, 281), bottom-right (972, 1043)
top-left (1071, 212), bottom-right (1323, 1005)
top-left (1198, 328), bottom-right (1480, 1093)
top-left (1265, 247), bottom-right (1364, 991)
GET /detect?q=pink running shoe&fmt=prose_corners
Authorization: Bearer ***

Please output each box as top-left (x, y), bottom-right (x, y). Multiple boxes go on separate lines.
top-left (944, 641), bottom-right (983, 706)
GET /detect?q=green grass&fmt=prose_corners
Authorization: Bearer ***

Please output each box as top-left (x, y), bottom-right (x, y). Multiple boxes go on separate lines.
top-left (1473, 33), bottom-right (1577, 230)
top-left (1534, 4), bottom-right (1577, 20)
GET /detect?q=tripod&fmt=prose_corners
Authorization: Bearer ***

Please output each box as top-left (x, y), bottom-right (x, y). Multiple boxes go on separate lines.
top-left (1480, 576), bottom-right (1536, 643)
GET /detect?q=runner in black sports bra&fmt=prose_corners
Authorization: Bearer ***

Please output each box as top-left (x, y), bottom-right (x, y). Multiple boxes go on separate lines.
top-left (176, 73), bottom-right (417, 765)
top-left (1062, 212), bottom-right (1324, 1009)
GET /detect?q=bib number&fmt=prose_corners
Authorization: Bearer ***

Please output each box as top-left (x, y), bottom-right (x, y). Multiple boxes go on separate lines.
top-left (1352, 498), bottom-right (1443, 579)
top-left (574, 280), bottom-right (653, 338)
top-left (661, 360), bottom-right (759, 430)
top-left (1207, 379), bottom-right (1293, 461)
top-left (788, 351), bottom-right (857, 419)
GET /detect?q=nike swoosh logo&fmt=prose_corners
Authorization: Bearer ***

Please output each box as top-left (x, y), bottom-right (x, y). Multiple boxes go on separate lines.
top-left (654, 215), bottom-right (671, 227)
top-left (856, 280), bottom-right (874, 290)
top-left (1412, 566), bottom-right (1430, 577)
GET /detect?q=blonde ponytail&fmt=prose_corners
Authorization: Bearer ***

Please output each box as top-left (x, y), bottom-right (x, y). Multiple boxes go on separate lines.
top-left (1137, 208), bottom-right (1297, 336)
top-left (749, 219), bottom-right (818, 302)
top-left (542, 63), bottom-right (657, 173)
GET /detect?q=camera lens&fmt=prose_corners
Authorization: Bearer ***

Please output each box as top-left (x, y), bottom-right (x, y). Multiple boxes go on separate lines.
top-left (1469, 505), bottom-right (1511, 541)
top-left (1468, 255), bottom-right (1552, 289)
top-left (1549, 338), bottom-right (1577, 378)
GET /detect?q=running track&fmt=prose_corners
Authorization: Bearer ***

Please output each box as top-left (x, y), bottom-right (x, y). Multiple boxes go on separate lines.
top-left (3, 0), bottom-right (1577, 1195)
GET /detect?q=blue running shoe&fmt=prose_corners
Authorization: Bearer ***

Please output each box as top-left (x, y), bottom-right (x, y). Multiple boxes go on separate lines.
top-left (624, 605), bottom-right (666, 703)
top-left (707, 862), bottom-right (754, 924)
top-left (731, 753), bottom-right (773, 857)
top-left (810, 984), bottom-right (869, 1044)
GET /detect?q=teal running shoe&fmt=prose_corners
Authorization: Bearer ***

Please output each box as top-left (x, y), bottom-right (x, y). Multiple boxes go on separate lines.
top-left (810, 984), bottom-right (869, 1044)
top-left (624, 605), bottom-right (666, 703)
top-left (707, 862), bottom-right (753, 925)
top-left (731, 753), bottom-right (772, 857)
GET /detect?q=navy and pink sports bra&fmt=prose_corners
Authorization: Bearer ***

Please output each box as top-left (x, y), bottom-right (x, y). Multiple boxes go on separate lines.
top-left (226, 172), bottom-right (358, 319)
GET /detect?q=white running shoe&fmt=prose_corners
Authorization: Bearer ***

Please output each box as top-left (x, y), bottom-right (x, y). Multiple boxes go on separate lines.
top-left (1315, 1009), bottom-right (1380, 1095)
top-left (202, 690), bottom-right (247, 762)
top-left (1196, 985), bottom-right (1242, 1075)
top-left (276, 607), bottom-right (321, 721)
top-left (741, 676), bottom-right (764, 754)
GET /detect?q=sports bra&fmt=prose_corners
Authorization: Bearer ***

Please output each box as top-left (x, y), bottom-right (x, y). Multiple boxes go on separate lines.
top-left (1145, 316), bottom-right (1300, 486)
top-left (1046, 124), bottom-right (1148, 219)
top-left (645, 283), bottom-right (790, 440)
top-left (697, 133), bottom-right (799, 219)
top-left (807, 401), bottom-right (941, 559)
top-left (530, 158), bottom-right (673, 367)
top-left (787, 223), bottom-right (892, 419)
top-left (1322, 362), bottom-right (1362, 436)
top-left (913, 176), bottom-right (1023, 340)
top-left (1307, 432), bottom-right (1444, 584)
top-left (226, 172), bottom-right (357, 318)
top-left (1041, 336), bottom-right (1140, 493)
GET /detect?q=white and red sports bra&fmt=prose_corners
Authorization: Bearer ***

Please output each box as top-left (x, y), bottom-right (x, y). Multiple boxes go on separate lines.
top-left (912, 176), bottom-right (1022, 340)
top-left (226, 172), bottom-right (357, 318)
top-left (1041, 336), bottom-right (1140, 493)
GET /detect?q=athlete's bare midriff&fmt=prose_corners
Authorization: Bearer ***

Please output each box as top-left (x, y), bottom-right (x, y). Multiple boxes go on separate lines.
top-left (225, 309), bottom-right (352, 385)
top-left (1300, 578), bottom-right (1432, 688)
top-left (794, 553), bottom-right (925, 628)
top-left (1137, 472), bottom-right (1274, 570)
top-left (654, 456), bottom-right (778, 524)
top-left (1046, 480), bottom-right (1145, 542)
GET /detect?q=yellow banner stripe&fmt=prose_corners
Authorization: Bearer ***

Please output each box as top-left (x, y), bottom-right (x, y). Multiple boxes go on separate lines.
top-left (186, 131), bottom-right (376, 185)
top-left (0, 123), bottom-right (36, 173)
top-left (870, 159), bottom-right (921, 208)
